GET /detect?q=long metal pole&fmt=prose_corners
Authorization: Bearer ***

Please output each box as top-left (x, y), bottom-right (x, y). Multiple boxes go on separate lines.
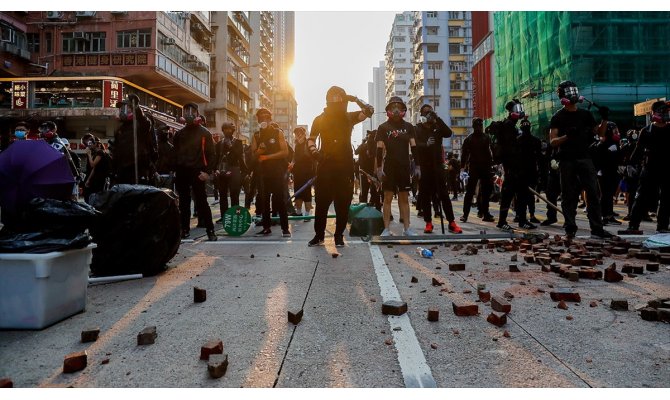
top-left (132, 96), bottom-right (139, 184)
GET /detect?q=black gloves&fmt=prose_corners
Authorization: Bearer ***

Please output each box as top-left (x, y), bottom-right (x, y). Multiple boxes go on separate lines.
top-left (598, 106), bottom-right (610, 121)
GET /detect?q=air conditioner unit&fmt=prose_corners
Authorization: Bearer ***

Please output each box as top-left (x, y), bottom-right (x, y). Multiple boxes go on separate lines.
top-left (46, 11), bottom-right (62, 19)
top-left (162, 37), bottom-right (177, 45)
top-left (186, 54), bottom-right (199, 62)
top-left (75, 11), bottom-right (96, 17)
top-left (195, 61), bottom-right (208, 70)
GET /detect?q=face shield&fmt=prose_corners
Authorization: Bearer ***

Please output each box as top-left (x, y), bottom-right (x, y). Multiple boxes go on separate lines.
top-left (510, 103), bottom-right (525, 120)
top-left (183, 105), bottom-right (198, 124)
top-left (118, 103), bottom-right (133, 121)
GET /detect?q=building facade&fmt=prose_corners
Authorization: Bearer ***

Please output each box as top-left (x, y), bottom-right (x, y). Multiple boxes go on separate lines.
top-left (471, 11), bottom-right (495, 121)
top-left (272, 11), bottom-right (297, 148)
top-left (384, 12), bottom-right (414, 113)
top-left (363, 60), bottom-right (386, 136)
top-left (248, 11), bottom-right (274, 134)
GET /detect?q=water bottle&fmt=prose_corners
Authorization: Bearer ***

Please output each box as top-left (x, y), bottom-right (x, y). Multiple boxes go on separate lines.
top-left (416, 247), bottom-right (433, 259)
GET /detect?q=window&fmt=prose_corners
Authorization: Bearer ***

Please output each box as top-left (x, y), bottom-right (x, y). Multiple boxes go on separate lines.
top-left (428, 61), bottom-right (442, 70)
top-left (62, 32), bottom-right (106, 53)
top-left (449, 27), bottom-right (462, 37)
top-left (396, 91), bottom-right (407, 96)
top-left (431, 98), bottom-right (440, 107)
top-left (27, 33), bottom-right (40, 52)
top-left (426, 12), bottom-right (438, 18)
top-left (450, 81), bottom-right (464, 90)
top-left (449, 43), bottom-right (461, 54)
top-left (449, 61), bottom-right (467, 71)
top-left (394, 80), bottom-right (406, 85)
top-left (395, 48), bottom-right (406, 53)
top-left (449, 11), bottom-right (462, 20)
top-left (428, 79), bottom-right (439, 90)
top-left (1, 24), bottom-right (16, 43)
top-left (426, 44), bottom-right (439, 53)
top-left (427, 26), bottom-right (439, 35)
top-left (90, 32), bottom-right (106, 52)
top-left (450, 98), bottom-right (462, 108)
top-left (395, 68), bottom-right (408, 74)
top-left (45, 32), bottom-right (52, 53)
top-left (394, 36), bottom-right (405, 42)
top-left (117, 29), bottom-right (152, 48)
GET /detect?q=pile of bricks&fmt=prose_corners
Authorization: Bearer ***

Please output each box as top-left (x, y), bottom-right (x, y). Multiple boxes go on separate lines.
top-left (638, 298), bottom-right (670, 323)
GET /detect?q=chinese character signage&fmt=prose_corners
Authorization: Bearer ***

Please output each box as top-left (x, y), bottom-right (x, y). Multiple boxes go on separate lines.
top-left (12, 81), bottom-right (28, 109)
top-left (223, 206), bottom-right (252, 236)
top-left (103, 80), bottom-right (123, 108)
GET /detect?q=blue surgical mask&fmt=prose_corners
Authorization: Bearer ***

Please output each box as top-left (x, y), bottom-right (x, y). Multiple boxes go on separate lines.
top-left (14, 130), bottom-right (26, 139)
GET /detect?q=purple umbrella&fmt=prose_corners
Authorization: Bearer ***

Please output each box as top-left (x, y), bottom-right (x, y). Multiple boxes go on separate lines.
top-left (0, 140), bottom-right (75, 213)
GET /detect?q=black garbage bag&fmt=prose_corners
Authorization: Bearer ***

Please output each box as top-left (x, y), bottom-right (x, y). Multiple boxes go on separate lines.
top-left (17, 198), bottom-right (101, 234)
top-left (89, 184), bottom-right (180, 277)
top-left (0, 230), bottom-right (92, 253)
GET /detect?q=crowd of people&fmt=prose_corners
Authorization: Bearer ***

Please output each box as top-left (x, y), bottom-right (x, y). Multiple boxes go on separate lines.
top-left (2, 80), bottom-right (669, 245)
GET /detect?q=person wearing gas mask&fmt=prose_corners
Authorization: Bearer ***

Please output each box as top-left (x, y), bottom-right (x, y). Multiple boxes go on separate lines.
top-left (593, 122), bottom-right (623, 226)
top-left (460, 117), bottom-right (495, 223)
top-left (83, 138), bottom-right (111, 203)
top-left (494, 99), bottom-right (537, 232)
top-left (291, 126), bottom-right (315, 219)
top-left (306, 86), bottom-right (373, 246)
top-left (374, 96), bottom-right (419, 236)
top-left (517, 118), bottom-right (542, 224)
top-left (112, 94), bottom-right (157, 185)
top-left (250, 108), bottom-right (290, 237)
top-left (172, 102), bottom-right (217, 241)
top-left (623, 101), bottom-right (670, 234)
top-left (214, 121), bottom-right (245, 220)
top-left (39, 121), bottom-right (82, 199)
top-left (355, 130), bottom-right (380, 208)
top-left (549, 80), bottom-right (612, 239)
top-left (414, 103), bottom-right (461, 234)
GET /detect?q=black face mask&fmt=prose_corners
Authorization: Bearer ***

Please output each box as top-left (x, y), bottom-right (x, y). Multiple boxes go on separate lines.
top-left (326, 102), bottom-right (347, 115)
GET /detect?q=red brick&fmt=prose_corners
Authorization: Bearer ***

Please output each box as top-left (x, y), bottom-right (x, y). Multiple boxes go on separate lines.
top-left (610, 299), bottom-right (628, 311)
top-left (659, 309), bottom-right (670, 323)
top-left (63, 351), bottom-right (87, 373)
top-left (200, 339), bottom-right (224, 360)
top-left (81, 327), bottom-right (100, 343)
top-left (427, 308), bottom-right (439, 322)
top-left (590, 301), bottom-right (598, 307)
top-left (567, 271), bottom-right (580, 282)
top-left (288, 309), bottom-right (304, 325)
top-left (557, 300), bottom-right (568, 310)
top-left (509, 264), bottom-right (520, 272)
top-left (604, 264), bottom-right (624, 282)
top-left (194, 287), bottom-right (207, 303)
top-left (611, 247), bottom-right (628, 255)
top-left (537, 257), bottom-right (552, 266)
top-left (207, 354), bottom-right (228, 379)
top-left (541, 265), bottom-right (551, 272)
top-left (558, 254), bottom-right (573, 264)
top-left (0, 378), bottom-right (13, 388)
top-left (382, 300), bottom-right (408, 316)
top-left (491, 296), bottom-right (511, 313)
top-left (659, 255), bottom-right (670, 264)
top-left (432, 277), bottom-right (444, 286)
top-left (137, 326), bottom-right (157, 345)
top-left (452, 302), bottom-right (479, 316)
top-left (449, 263), bottom-right (465, 271)
top-left (640, 307), bottom-right (659, 321)
top-left (646, 263), bottom-right (660, 272)
top-left (578, 268), bottom-right (602, 280)
top-left (632, 266), bottom-right (644, 274)
top-left (486, 312), bottom-right (507, 327)
top-left (478, 290), bottom-right (491, 302)
top-left (510, 254), bottom-right (518, 262)
top-left (523, 255), bottom-right (536, 263)
top-left (570, 258), bottom-right (583, 267)
top-left (411, 276), bottom-right (418, 283)
top-left (550, 289), bottom-right (581, 302)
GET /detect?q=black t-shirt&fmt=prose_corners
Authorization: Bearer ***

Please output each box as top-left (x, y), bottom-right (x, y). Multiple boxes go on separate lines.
top-left (309, 110), bottom-right (360, 173)
top-left (375, 120), bottom-right (415, 170)
top-left (550, 108), bottom-right (597, 161)
top-left (630, 123), bottom-right (670, 172)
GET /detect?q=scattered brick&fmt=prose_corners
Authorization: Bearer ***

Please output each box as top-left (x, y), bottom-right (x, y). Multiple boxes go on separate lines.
top-left (137, 326), bottom-right (157, 346)
top-left (200, 339), bottom-right (224, 360)
top-left (449, 263), bottom-right (465, 271)
top-left (250, 254), bottom-right (254, 258)
top-left (331, 253), bottom-right (339, 258)
top-left (537, 256), bottom-right (553, 266)
top-left (582, 258), bottom-right (597, 267)
top-left (611, 247), bottom-right (627, 255)
top-left (384, 338), bottom-right (393, 345)
top-left (510, 254), bottom-right (518, 262)
top-left (659, 255), bottom-right (670, 264)
top-left (541, 265), bottom-right (551, 272)
top-left (487, 312), bottom-right (507, 327)
top-left (557, 300), bottom-right (568, 310)
top-left (491, 296), bottom-right (511, 313)
top-left (558, 254), bottom-right (573, 264)
top-left (509, 264), bottom-right (520, 272)
top-left (550, 289), bottom-right (581, 302)
top-left (503, 330), bottom-right (511, 338)
top-left (604, 263), bottom-right (624, 282)
top-left (590, 301), bottom-right (598, 307)
top-left (411, 276), bottom-right (418, 283)
top-left (578, 268), bottom-right (602, 280)
top-left (537, 288), bottom-right (546, 293)
top-left (432, 277), bottom-right (444, 286)
top-left (101, 359), bottom-right (110, 365)
top-left (288, 309), bottom-right (304, 325)
top-left (81, 327), bottom-right (100, 343)
top-left (524, 255), bottom-right (536, 263)
top-left (550, 264), bottom-right (562, 273)
top-left (430, 343), bottom-right (438, 349)
top-left (452, 302), bottom-right (479, 316)
top-left (566, 315), bottom-right (574, 320)
top-left (0, 378), bottom-right (13, 388)
top-left (621, 265), bottom-right (634, 274)
top-left (659, 309), bottom-right (670, 323)
top-left (610, 299), bottom-right (629, 311)
top-left (640, 307), bottom-right (659, 321)
top-left (427, 308), bottom-right (439, 322)
top-left (567, 271), bottom-right (580, 282)
top-left (632, 266), bottom-right (644, 274)
top-left (194, 287), bottom-right (207, 303)
top-left (63, 351), bottom-right (87, 373)
top-left (207, 354), bottom-right (228, 379)
top-left (646, 263), bottom-right (659, 272)
top-left (636, 251), bottom-right (653, 260)
top-left (478, 290), bottom-right (491, 302)
top-left (382, 300), bottom-right (408, 316)
top-left (504, 291), bottom-right (515, 299)
top-left (463, 289), bottom-right (472, 294)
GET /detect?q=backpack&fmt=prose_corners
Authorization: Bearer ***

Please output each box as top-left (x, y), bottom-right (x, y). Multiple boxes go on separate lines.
top-left (486, 120), bottom-right (505, 164)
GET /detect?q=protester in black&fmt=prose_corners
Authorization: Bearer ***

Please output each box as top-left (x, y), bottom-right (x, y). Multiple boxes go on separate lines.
top-left (355, 130), bottom-right (382, 210)
top-left (460, 117), bottom-right (495, 223)
top-left (214, 121), bottom-right (245, 219)
top-left (375, 96), bottom-right (419, 236)
top-left (549, 80), bottom-right (612, 239)
top-left (83, 140), bottom-right (111, 203)
top-left (593, 122), bottom-right (622, 225)
top-left (250, 108), bottom-right (290, 237)
top-left (291, 126), bottom-right (316, 218)
top-left (173, 102), bottom-right (217, 241)
top-left (307, 86), bottom-right (373, 247)
top-left (39, 121), bottom-right (82, 200)
top-left (623, 101), bottom-right (670, 233)
top-left (111, 94), bottom-right (157, 184)
top-left (414, 103), bottom-right (461, 234)
top-left (517, 119), bottom-right (542, 223)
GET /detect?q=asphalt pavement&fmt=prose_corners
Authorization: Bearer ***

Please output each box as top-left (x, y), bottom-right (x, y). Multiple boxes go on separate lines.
top-left (1, 193), bottom-right (669, 391)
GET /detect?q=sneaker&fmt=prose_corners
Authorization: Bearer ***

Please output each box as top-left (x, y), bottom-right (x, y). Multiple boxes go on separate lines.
top-left (255, 228), bottom-right (272, 236)
top-left (460, 215), bottom-right (468, 223)
top-left (448, 221), bottom-right (463, 234)
top-left (541, 218), bottom-right (558, 226)
top-left (303, 210), bottom-right (312, 222)
top-left (334, 235), bottom-right (345, 247)
top-left (591, 230), bottom-right (614, 239)
top-left (566, 231), bottom-right (576, 239)
top-left (604, 217), bottom-right (622, 226)
top-left (206, 229), bottom-right (218, 241)
top-left (519, 221), bottom-right (537, 230)
top-left (403, 227), bottom-right (418, 236)
top-left (424, 222), bottom-right (434, 233)
top-left (529, 216), bottom-right (541, 224)
top-left (621, 226), bottom-right (641, 234)
top-left (482, 214), bottom-right (495, 222)
top-left (578, 202), bottom-right (586, 209)
top-left (380, 228), bottom-right (393, 237)
top-left (308, 236), bottom-right (324, 246)
top-left (497, 223), bottom-right (514, 232)
top-left (282, 229), bottom-right (291, 238)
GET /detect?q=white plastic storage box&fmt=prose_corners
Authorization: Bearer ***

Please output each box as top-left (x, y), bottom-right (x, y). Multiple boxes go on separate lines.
top-left (0, 244), bottom-right (95, 329)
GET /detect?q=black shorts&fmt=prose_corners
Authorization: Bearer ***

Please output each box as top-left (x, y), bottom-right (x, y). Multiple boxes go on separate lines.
top-left (382, 165), bottom-right (411, 193)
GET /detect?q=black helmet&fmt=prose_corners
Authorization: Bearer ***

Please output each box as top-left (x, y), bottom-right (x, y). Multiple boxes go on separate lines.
top-left (651, 100), bottom-right (668, 114)
top-left (385, 96), bottom-right (407, 111)
top-left (557, 80), bottom-right (578, 99)
top-left (326, 86), bottom-right (347, 103)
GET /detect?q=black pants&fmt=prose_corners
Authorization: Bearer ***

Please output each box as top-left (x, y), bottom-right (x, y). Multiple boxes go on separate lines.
top-left (463, 167), bottom-right (492, 219)
top-left (175, 167), bottom-right (214, 233)
top-left (545, 169), bottom-right (561, 221)
top-left (260, 170), bottom-right (288, 231)
top-left (559, 158), bottom-right (603, 234)
top-left (419, 169), bottom-right (455, 222)
top-left (314, 167), bottom-right (353, 239)
top-left (359, 171), bottom-right (382, 209)
top-left (498, 166), bottom-right (529, 226)
top-left (217, 167), bottom-right (241, 216)
top-left (245, 171), bottom-right (261, 212)
top-left (599, 171), bottom-right (619, 219)
top-left (629, 170), bottom-right (670, 230)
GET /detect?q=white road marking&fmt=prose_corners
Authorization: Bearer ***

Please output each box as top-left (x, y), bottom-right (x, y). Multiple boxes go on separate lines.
top-left (369, 245), bottom-right (437, 388)
top-left (198, 240), bottom-right (367, 245)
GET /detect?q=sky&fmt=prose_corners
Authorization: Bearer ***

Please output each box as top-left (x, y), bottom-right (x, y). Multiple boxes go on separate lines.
top-left (292, 12), bottom-right (398, 147)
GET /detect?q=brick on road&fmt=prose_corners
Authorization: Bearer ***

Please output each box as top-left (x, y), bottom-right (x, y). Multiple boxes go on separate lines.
top-left (137, 326), bottom-right (157, 345)
top-left (194, 287), bottom-right (207, 303)
top-left (63, 351), bottom-right (87, 373)
top-left (452, 302), bottom-right (479, 316)
top-left (0, 378), bottom-right (13, 388)
top-left (486, 312), bottom-right (507, 327)
top-left (200, 339), bottom-right (224, 360)
top-left (610, 299), bottom-right (629, 311)
top-left (427, 308), bottom-right (439, 322)
top-left (478, 289), bottom-right (491, 303)
top-left (604, 263), bottom-right (624, 282)
top-left (491, 296), bottom-right (511, 313)
top-left (382, 300), bottom-right (407, 316)
top-left (288, 309), bottom-right (304, 325)
top-left (81, 327), bottom-right (100, 343)
top-left (550, 289), bottom-right (581, 302)
top-left (207, 354), bottom-right (229, 379)
top-left (449, 263), bottom-right (465, 271)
